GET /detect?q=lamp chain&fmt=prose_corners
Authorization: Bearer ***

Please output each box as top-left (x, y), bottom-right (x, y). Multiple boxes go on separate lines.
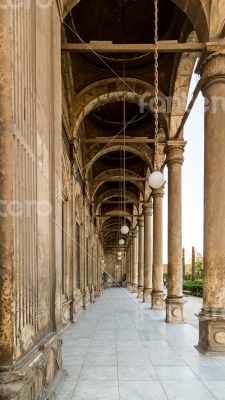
top-left (154, 0), bottom-right (159, 171)
top-left (123, 55), bottom-right (126, 224)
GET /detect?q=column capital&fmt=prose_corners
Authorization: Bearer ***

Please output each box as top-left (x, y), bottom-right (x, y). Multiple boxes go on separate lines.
top-left (199, 50), bottom-right (225, 92)
top-left (142, 201), bottom-right (153, 216)
top-left (137, 215), bottom-right (144, 227)
top-left (164, 141), bottom-right (186, 165)
top-left (151, 187), bottom-right (164, 198)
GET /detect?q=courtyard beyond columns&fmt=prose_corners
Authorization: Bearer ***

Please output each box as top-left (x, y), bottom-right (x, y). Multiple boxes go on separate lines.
top-left (56, 288), bottom-right (225, 400)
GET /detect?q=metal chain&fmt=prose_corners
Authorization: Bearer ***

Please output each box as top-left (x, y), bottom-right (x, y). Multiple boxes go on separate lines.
top-left (123, 55), bottom-right (126, 223)
top-left (154, 0), bottom-right (159, 170)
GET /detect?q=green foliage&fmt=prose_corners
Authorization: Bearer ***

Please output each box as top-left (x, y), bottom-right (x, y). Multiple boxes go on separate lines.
top-left (163, 272), bottom-right (168, 281)
top-left (183, 279), bottom-right (203, 297)
top-left (195, 260), bottom-right (204, 278)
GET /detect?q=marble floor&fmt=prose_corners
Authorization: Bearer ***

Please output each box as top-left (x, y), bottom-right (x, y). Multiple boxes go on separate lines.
top-left (56, 288), bottom-right (225, 400)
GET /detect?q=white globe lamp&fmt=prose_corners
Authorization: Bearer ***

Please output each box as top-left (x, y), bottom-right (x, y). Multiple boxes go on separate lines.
top-left (149, 170), bottom-right (164, 189)
top-left (119, 238), bottom-right (125, 245)
top-left (121, 225), bottom-right (129, 235)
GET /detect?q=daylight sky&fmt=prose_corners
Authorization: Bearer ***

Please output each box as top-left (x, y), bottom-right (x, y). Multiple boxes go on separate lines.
top-left (163, 73), bottom-right (204, 263)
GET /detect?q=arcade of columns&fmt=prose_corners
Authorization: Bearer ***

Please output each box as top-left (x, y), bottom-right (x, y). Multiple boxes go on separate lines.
top-left (0, 0), bottom-right (225, 399)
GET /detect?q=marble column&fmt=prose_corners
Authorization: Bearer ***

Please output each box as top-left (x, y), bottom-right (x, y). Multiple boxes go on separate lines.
top-left (126, 240), bottom-right (131, 289)
top-left (143, 201), bottom-right (153, 303)
top-left (152, 188), bottom-right (164, 309)
top-left (128, 239), bottom-right (132, 291)
top-left (131, 229), bottom-right (138, 295)
top-left (165, 142), bottom-right (185, 322)
top-left (197, 51), bottom-right (225, 353)
top-left (137, 216), bottom-right (144, 298)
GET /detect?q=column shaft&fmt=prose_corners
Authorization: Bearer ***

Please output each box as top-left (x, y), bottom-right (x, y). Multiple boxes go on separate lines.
top-left (131, 229), bottom-right (138, 295)
top-left (126, 243), bottom-right (131, 288)
top-left (143, 202), bottom-right (153, 303)
top-left (165, 143), bottom-right (185, 322)
top-left (152, 188), bottom-right (164, 309)
top-left (137, 216), bottom-right (144, 298)
top-left (197, 51), bottom-right (225, 353)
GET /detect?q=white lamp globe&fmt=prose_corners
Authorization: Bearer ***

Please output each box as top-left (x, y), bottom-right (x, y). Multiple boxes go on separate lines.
top-left (119, 238), bottom-right (125, 245)
top-left (118, 256), bottom-right (122, 260)
top-left (117, 251), bottom-right (122, 256)
top-left (121, 225), bottom-right (129, 235)
top-left (148, 170), bottom-right (164, 189)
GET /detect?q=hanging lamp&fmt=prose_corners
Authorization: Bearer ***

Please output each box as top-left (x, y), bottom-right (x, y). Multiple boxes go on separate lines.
top-left (119, 238), bottom-right (125, 245)
top-left (149, 0), bottom-right (164, 190)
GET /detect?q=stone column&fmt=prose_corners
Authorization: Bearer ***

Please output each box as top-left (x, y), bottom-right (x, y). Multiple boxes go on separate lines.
top-left (165, 142), bottom-right (185, 323)
top-left (131, 229), bottom-right (138, 295)
top-left (0, 7), bottom-right (14, 370)
top-left (192, 246), bottom-right (196, 281)
top-left (127, 239), bottom-right (132, 291)
top-left (182, 248), bottom-right (186, 281)
top-left (152, 188), bottom-right (164, 309)
top-left (197, 51), bottom-right (225, 353)
top-left (143, 201), bottom-right (153, 303)
top-left (126, 240), bottom-right (131, 288)
top-left (137, 216), bottom-right (144, 298)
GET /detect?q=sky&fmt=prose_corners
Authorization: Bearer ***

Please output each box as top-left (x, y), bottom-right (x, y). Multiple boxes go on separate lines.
top-left (163, 72), bottom-right (204, 263)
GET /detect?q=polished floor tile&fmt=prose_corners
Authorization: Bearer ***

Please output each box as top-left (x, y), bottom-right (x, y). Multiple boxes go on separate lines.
top-left (72, 381), bottom-right (119, 400)
top-left (56, 288), bottom-right (225, 400)
top-left (119, 381), bottom-right (167, 400)
top-left (162, 381), bottom-right (216, 400)
top-left (155, 365), bottom-right (200, 382)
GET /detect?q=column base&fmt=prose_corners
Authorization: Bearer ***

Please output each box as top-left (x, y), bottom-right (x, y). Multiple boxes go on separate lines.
top-left (143, 288), bottom-right (152, 303)
top-left (127, 282), bottom-right (132, 291)
top-left (165, 297), bottom-right (185, 323)
top-left (131, 284), bottom-right (138, 296)
top-left (196, 309), bottom-right (225, 354)
top-left (138, 286), bottom-right (144, 299)
top-left (152, 291), bottom-right (165, 309)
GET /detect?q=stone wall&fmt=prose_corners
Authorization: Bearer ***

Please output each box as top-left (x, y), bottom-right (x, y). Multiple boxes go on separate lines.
top-left (0, 1), bottom-right (64, 399)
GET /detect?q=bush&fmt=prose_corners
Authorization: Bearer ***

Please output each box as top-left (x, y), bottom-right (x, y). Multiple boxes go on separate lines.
top-left (183, 279), bottom-right (203, 297)
top-left (163, 272), bottom-right (168, 281)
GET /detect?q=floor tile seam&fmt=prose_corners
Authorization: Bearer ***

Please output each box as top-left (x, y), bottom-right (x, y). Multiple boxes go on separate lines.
top-left (199, 380), bottom-right (221, 400)
top-left (75, 305), bottom-right (119, 382)
top-left (115, 309), bottom-right (120, 400)
top-left (68, 298), bottom-right (102, 396)
top-left (184, 364), bottom-right (215, 385)
top-left (158, 380), bottom-right (170, 400)
top-left (149, 361), bottom-right (169, 400)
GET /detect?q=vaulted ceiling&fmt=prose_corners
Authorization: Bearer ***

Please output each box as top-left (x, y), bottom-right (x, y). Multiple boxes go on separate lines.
top-left (62, 0), bottom-right (201, 251)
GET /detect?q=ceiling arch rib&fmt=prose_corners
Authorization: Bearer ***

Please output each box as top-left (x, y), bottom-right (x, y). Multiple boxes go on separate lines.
top-left (72, 77), bottom-right (168, 139)
top-left (91, 169), bottom-right (145, 199)
top-left (95, 190), bottom-right (138, 213)
top-left (63, 0), bottom-right (209, 41)
top-left (85, 144), bottom-right (153, 178)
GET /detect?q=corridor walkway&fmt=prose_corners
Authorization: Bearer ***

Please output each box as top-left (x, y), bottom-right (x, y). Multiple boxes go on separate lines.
top-left (56, 289), bottom-right (225, 400)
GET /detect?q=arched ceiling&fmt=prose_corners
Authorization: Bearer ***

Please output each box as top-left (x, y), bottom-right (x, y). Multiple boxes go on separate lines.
top-left (62, 0), bottom-right (208, 251)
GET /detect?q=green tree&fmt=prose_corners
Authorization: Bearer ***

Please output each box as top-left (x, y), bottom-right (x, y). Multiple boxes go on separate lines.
top-left (195, 260), bottom-right (203, 279)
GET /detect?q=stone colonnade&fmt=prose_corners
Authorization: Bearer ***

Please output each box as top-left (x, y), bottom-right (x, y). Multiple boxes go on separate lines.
top-left (127, 142), bottom-right (185, 320)
top-left (127, 51), bottom-right (225, 355)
